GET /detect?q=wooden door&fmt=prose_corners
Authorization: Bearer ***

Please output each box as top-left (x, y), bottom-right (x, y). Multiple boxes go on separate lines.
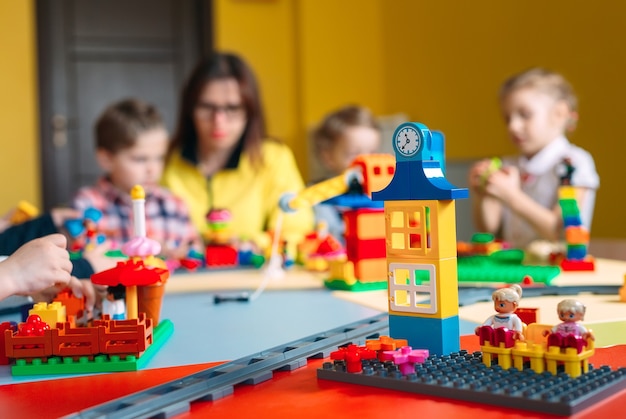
top-left (36, 0), bottom-right (212, 209)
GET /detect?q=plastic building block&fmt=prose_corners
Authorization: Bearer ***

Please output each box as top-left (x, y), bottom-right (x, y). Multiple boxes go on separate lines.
top-left (92, 313), bottom-right (153, 357)
top-left (557, 182), bottom-right (594, 270)
top-left (457, 256), bottom-right (561, 284)
top-left (330, 344), bottom-right (377, 373)
top-left (322, 192), bottom-right (384, 210)
top-left (0, 321), bottom-right (17, 365)
top-left (516, 307), bottom-right (539, 325)
top-left (29, 301), bottom-right (67, 328)
top-left (10, 200), bottom-right (39, 224)
top-left (365, 335), bottom-right (408, 356)
top-left (380, 346), bottom-right (429, 375)
top-left (318, 349), bottom-right (626, 416)
top-left (53, 289), bottom-right (86, 320)
top-left (560, 256), bottom-right (595, 271)
top-left (205, 244), bottom-right (238, 267)
top-left (388, 315), bottom-right (460, 356)
top-left (10, 318), bottom-right (173, 376)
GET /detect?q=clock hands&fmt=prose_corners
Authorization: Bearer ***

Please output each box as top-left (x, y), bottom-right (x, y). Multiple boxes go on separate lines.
top-left (399, 132), bottom-right (410, 150)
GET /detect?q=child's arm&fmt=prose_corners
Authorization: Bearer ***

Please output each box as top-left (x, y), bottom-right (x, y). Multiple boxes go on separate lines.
top-left (485, 166), bottom-right (562, 241)
top-left (0, 234), bottom-right (73, 300)
top-left (468, 159), bottom-right (504, 234)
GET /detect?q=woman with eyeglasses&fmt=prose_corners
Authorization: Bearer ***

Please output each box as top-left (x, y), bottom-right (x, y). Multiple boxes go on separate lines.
top-left (162, 52), bottom-right (313, 253)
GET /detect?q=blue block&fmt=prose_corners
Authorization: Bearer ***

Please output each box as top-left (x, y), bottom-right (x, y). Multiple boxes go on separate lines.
top-left (567, 246), bottom-right (587, 260)
top-left (563, 215), bottom-right (582, 227)
top-left (322, 193), bottom-right (384, 210)
top-left (389, 314), bottom-right (460, 356)
top-left (372, 161), bottom-right (468, 201)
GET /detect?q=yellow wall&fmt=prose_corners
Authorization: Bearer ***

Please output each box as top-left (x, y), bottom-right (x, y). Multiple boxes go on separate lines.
top-left (4, 0), bottom-right (625, 238)
top-left (214, 0), bottom-right (386, 178)
top-left (380, 1), bottom-right (623, 238)
top-left (0, 1), bottom-right (40, 213)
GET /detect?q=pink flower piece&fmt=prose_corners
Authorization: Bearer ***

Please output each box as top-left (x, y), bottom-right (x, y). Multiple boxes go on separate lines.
top-left (382, 346), bottom-right (429, 375)
top-left (122, 236), bottom-right (161, 257)
top-left (207, 208), bottom-right (231, 223)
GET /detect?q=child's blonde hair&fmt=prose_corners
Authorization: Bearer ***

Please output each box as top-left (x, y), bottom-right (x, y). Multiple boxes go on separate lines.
top-left (499, 67), bottom-right (578, 131)
top-left (557, 299), bottom-right (586, 316)
top-left (492, 283), bottom-right (523, 303)
top-left (312, 105), bottom-right (380, 156)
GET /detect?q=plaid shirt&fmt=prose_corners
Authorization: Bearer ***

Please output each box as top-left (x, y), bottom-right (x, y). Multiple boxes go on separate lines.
top-left (72, 177), bottom-right (200, 249)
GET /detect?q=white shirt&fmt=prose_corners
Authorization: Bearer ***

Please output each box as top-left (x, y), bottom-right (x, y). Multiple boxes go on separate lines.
top-left (483, 313), bottom-right (523, 332)
top-left (501, 136), bottom-right (599, 248)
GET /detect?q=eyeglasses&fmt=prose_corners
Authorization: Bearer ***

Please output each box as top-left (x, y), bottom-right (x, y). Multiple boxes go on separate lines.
top-left (195, 102), bottom-right (245, 120)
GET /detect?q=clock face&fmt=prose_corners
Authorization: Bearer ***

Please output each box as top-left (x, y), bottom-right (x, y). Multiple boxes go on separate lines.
top-left (395, 126), bottom-right (421, 157)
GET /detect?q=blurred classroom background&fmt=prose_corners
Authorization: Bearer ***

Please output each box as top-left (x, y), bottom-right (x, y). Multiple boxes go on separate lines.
top-left (1, 0), bottom-right (624, 250)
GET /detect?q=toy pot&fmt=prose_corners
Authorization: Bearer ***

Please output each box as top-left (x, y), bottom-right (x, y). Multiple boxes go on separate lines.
top-left (137, 282), bottom-right (165, 326)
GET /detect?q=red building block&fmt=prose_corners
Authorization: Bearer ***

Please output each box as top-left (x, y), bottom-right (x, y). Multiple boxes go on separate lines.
top-left (97, 313), bottom-right (154, 358)
top-left (560, 257), bottom-right (595, 271)
top-left (0, 322), bottom-right (16, 365)
top-left (52, 321), bottom-right (101, 358)
top-left (4, 329), bottom-right (54, 360)
top-left (330, 344), bottom-right (377, 373)
top-left (205, 244), bottom-right (238, 267)
top-left (345, 238), bottom-right (386, 261)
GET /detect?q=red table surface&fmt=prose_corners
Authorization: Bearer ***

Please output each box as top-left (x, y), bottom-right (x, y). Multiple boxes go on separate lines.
top-left (2, 337), bottom-right (625, 419)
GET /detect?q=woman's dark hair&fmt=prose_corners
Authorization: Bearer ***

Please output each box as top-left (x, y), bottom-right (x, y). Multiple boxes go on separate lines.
top-left (169, 52), bottom-right (267, 167)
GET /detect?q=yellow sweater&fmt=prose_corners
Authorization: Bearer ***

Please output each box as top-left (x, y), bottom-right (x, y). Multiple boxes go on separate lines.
top-left (161, 141), bottom-right (314, 250)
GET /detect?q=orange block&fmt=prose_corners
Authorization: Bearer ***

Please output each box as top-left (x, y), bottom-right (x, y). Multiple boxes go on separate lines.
top-left (565, 226), bottom-right (589, 244)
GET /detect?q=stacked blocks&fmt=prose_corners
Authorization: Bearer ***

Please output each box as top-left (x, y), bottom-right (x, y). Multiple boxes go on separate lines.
top-left (558, 186), bottom-right (594, 271)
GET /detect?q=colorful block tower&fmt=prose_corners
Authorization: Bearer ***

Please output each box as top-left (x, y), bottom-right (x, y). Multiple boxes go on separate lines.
top-left (372, 122), bottom-right (468, 355)
top-left (558, 185), bottom-right (594, 270)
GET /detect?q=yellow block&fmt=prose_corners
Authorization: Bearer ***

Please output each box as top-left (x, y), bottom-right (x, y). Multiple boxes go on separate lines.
top-left (29, 301), bottom-right (67, 328)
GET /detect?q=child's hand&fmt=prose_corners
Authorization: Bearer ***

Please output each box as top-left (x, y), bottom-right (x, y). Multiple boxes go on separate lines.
top-left (483, 166), bottom-right (521, 203)
top-left (82, 241), bottom-right (124, 274)
top-left (468, 159), bottom-right (496, 193)
top-left (161, 241), bottom-right (190, 261)
top-left (50, 207), bottom-right (82, 230)
top-left (68, 277), bottom-right (97, 317)
top-left (0, 234), bottom-right (72, 297)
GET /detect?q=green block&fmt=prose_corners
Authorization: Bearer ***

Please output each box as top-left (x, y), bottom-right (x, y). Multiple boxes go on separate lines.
top-left (324, 279), bottom-right (387, 292)
top-left (470, 232), bottom-right (495, 244)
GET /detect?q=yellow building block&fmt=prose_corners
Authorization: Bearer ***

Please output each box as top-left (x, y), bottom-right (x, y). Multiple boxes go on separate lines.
top-left (328, 260), bottom-right (356, 285)
top-left (387, 256), bottom-right (459, 319)
top-left (384, 200), bottom-right (458, 261)
top-left (544, 345), bottom-right (594, 378)
top-left (512, 341), bottom-right (546, 373)
top-left (481, 342), bottom-right (513, 369)
top-left (558, 185), bottom-right (578, 199)
top-left (29, 301), bottom-right (67, 328)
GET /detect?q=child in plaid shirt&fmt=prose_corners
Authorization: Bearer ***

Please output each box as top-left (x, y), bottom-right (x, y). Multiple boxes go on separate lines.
top-left (73, 98), bottom-right (202, 260)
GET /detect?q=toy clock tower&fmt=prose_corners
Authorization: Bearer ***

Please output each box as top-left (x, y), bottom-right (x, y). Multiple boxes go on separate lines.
top-left (372, 122), bottom-right (468, 355)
